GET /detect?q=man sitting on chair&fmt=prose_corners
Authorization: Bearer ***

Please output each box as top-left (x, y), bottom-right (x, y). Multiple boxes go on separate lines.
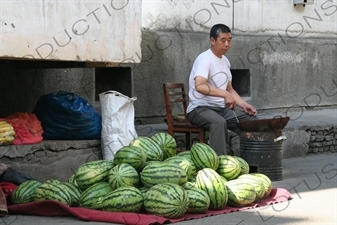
top-left (186, 24), bottom-right (258, 156)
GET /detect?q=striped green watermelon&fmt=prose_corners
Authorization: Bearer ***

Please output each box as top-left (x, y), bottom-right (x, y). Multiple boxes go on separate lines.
top-left (184, 181), bottom-right (197, 189)
top-left (63, 182), bottom-right (82, 206)
top-left (225, 179), bottom-right (256, 207)
top-left (185, 187), bottom-right (210, 214)
top-left (68, 174), bottom-right (79, 187)
top-left (188, 175), bottom-right (196, 183)
top-left (216, 155), bottom-right (241, 180)
top-left (138, 186), bottom-right (150, 197)
top-left (169, 154), bottom-right (197, 175)
top-left (234, 156), bottom-right (250, 175)
top-left (113, 145), bottom-right (147, 171)
top-left (164, 156), bottom-right (193, 180)
top-left (151, 132), bottom-right (177, 159)
top-left (79, 182), bottom-right (113, 209)
top-left (11, 180), bottom-right (42, 205)
top-left (34, 182), bottom-right (72, 205)
top-left (101, 186), bottom-right (144, 212)
top-left (190, 143), bottom-right (219, 171)
top-left (140, 162), bottom-right (187, 187)
top-left (237, 174), bottom-right (265, 201)
top-left (144, 183), bottom-right (189, 218)
top-left (195, 168), bottom-right (228, 210)
top-left (45, 179), bottom-right (61, 185)
top-left (220, 175), bottom-right (228, 184)
top-left (177, 151), bottom-right (191, 159)
top-left (75, 160), bottom-right (114, 191)
top-left (144, 160), bottom-right (162, 167)
top-left (129, 136), bottom-right (163, 161)
top-left (108, 163), bottom-right (140, 189)
top-left (186, 158), bottom-right (197, 176)
top-left (252, 173), bottom-right (272, 198)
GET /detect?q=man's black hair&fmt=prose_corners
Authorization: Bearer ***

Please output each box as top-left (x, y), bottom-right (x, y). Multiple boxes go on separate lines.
top-left (210, 24), bottom-right (231, 39)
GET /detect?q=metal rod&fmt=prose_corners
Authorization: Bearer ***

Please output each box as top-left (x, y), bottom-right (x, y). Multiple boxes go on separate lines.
top-left (233, 110), bottom-right (239, 123)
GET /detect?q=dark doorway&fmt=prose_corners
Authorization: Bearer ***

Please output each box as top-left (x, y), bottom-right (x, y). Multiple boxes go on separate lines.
top-left (231, 69), bottom-right (250, 97)
top-left (95, 67), bottom-right (132, 101)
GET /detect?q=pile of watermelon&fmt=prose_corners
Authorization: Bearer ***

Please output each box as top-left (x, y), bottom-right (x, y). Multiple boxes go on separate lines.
top-left (11, 133), bottom-right (273, 219)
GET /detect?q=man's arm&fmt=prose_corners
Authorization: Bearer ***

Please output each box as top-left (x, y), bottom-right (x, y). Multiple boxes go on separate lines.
top-left (226, 81), bottom-right (257, 116)
top-left (194, 76), bottom-right (236, 109)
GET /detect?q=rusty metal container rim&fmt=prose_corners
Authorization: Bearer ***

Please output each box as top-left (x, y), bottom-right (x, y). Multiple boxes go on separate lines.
top-left (237, 116), bottom-right (290, 132)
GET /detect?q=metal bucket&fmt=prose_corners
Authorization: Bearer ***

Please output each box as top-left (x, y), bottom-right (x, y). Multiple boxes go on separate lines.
top-left (240, 139), bottom-right (283, 181)
top-left (237, 117), bottom-right (290, 182)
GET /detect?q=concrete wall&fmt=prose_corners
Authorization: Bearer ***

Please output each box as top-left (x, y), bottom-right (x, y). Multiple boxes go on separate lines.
top-left (133, 0), bottom-right (337, 122)
top-left (0, 0), bottom-right (336, 121)
top-left (142, 0), bottom-right (337, 37)
top-left (0, 0), bottom-right (142, 63)
top-left (233, 0), bottom-right (337, 38)
top-left (133, 31), bottom-right (337, 122)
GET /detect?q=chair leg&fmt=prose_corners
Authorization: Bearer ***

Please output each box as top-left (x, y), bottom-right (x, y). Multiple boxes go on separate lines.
top-left (186, 132), bottom-right (191, 150)
top-left (167, 127), bottom-right (174, 138)
top-left (199, 130), bottom-right (206, 143)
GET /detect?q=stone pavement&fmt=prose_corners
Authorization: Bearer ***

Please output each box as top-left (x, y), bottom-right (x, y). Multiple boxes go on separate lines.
top-left (5, 152), bottom-right (337, 225)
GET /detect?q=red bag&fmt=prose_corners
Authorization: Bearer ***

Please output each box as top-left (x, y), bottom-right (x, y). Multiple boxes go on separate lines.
top-left (0, 182), bottom-right (17, 197)
top-left (0, 112), bottom-right (44, 145)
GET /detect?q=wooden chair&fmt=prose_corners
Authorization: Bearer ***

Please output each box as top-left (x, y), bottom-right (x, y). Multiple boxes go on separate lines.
top-left (163, 82), bottom-right (207, 149)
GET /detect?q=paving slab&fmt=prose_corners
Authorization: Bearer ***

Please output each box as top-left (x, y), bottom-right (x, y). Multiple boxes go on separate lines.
top-left (6, 152), bottom-right (337, 225)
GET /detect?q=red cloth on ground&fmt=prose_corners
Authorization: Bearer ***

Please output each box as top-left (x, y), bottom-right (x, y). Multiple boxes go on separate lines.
top-left (7, 188), bottom-right (292, 225)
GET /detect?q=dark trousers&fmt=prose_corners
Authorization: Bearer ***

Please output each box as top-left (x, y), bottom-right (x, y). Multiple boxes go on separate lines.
top-left (187, 106), bottom-right (258, 155)
top-left (0, 167), bottom-right (38, 186)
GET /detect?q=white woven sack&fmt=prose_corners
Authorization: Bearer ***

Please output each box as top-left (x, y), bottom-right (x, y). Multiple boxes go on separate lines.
top-left (99, 91), bottom-right (138, 160)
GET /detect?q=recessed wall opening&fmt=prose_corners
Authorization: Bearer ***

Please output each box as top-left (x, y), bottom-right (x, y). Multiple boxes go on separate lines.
top-left (95, 67), bottom-right (132, 101)
top-left (231, 69), bottom-right (251, 97)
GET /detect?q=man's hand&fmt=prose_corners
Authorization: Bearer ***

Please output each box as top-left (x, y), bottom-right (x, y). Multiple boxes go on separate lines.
top-left (242, 103), bottom-right (257, 116)
top-left (225, 94), bottom-right (236, 110)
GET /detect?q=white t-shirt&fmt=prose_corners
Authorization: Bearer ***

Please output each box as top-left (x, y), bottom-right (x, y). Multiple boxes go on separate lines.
top-left (187, 49), bottom-right (232, 113)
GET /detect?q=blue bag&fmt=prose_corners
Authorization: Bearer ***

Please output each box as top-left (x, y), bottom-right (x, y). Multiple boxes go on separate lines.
top-left (34, 91), bottom-right (101, 140)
